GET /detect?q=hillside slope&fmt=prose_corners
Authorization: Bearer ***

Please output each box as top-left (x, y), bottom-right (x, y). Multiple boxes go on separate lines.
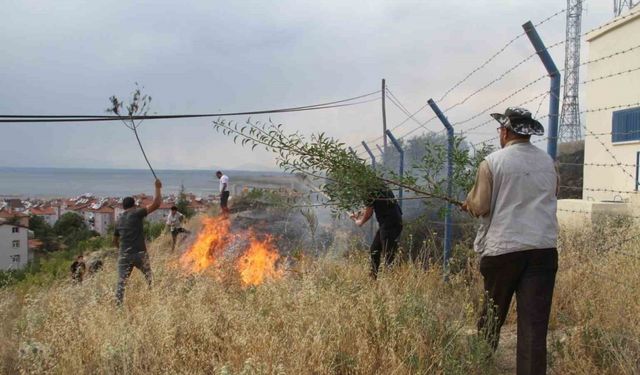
top-left (1, 214), bottom-right (638, 375)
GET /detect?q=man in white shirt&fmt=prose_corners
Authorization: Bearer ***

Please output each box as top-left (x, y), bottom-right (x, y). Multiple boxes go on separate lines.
top-left (462, 107), bottom-right (558, 375)
top-left (165, 206), bottom-right (188, 251)
top-left (216, 171), bottom-right (230, 215)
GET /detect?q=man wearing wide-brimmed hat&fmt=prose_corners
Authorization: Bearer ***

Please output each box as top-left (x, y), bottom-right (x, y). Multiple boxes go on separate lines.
top-left (462, 107), bottom-right (558, 375)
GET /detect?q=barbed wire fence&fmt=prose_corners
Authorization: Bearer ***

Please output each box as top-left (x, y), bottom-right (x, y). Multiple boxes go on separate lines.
top-left (340, 6), bottom-right (640, 276)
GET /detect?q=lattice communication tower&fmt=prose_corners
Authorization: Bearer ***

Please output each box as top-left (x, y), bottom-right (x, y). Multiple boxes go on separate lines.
top-left (559, 0), bottom-right (583, 142)
top-left (614, 0), bottom-right (637, 17)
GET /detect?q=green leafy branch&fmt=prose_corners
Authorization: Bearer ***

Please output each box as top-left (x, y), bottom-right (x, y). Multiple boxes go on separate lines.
top-left (213, 119), bottom-right (485, 212)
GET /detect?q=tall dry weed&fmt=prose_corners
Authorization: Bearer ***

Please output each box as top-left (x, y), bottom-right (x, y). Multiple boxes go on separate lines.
top-left (0, 219), bottom-right (638, 374)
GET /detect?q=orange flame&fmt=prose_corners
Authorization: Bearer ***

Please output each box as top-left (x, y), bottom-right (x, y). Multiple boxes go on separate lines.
top-left (180, 216), bottom-right (231, 273)
top-left (180, 216), bottom-right (285, 286)
top-left (235, 235), bottom-right (284, 286)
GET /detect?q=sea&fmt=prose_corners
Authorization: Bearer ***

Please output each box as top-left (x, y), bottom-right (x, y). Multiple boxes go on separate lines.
top-left (0, 167), bottom-right (286, 198)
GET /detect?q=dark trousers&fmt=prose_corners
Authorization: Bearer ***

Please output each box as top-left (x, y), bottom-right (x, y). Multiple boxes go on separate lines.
top-left (478, 248), bottom-right (558, 375)
top-left (170, 227), bottom-right (187, 240)
top-left (220, 191), bottom-right (230, 213)
top-left (370, 224), bottom-right (402, 278)
top-left (116, 251), bottom-right (153, 305)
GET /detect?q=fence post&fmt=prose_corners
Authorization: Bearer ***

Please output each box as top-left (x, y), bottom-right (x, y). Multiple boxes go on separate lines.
top-left (361, 141), bottom-right (376, 169)
top-left (522, 21), bottom-right (561, 160)
top-left (385, 130), bottom-right (404, 210)
top-left (427, 99), bottom-right (454, 275)
top-left (382, 79), bottom-right (388, 150)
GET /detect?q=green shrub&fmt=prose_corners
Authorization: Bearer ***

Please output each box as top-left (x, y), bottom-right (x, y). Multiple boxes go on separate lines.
top-left (144, 220), bottom-right (165, 241)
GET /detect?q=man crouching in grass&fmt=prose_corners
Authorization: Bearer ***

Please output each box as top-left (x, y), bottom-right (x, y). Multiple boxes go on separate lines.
top-left (113, 179), bottom-right (162, 305)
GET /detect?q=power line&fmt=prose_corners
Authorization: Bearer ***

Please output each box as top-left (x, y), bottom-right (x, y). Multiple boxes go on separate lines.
top-left (384, 87), bottom-right (424, 128)
top-left (384, 88), bottom-right (412, 117)
top-left (362, 94), bottom-right (436, 147)
top-left (0, 90), bottom-right (381, 123)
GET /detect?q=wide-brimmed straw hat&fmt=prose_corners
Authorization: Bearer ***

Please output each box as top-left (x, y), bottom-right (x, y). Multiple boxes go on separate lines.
top-left (490, 107), bottom-right (544, 136)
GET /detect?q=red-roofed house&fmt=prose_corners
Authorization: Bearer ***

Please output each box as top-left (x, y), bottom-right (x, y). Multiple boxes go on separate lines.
top-left (28, 206), bottom-right (59, 227)
top-left (0, 210), bottom-right (29, 227)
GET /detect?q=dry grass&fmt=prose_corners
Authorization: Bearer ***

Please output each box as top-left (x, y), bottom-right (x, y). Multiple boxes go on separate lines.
top-left (1, 218), bottom-right (639, 375)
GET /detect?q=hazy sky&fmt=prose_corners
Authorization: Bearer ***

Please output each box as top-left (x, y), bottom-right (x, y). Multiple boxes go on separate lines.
top-left (0, 0), bottom-right (614, 170)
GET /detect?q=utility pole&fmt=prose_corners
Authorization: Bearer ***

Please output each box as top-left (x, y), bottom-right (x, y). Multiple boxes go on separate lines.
top-left (385, 130), bottom-right (404, 210)
top-left (382, 79), bottom-right (387, 150)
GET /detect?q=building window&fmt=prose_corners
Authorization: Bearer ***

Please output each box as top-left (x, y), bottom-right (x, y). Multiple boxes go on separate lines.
top-left (12, 227), bottom-right (19, 233)
top-left (10, 254), bottom-right (20, 264)
top-left (12, 240), bottom-right (20, 248)
top-left (612, 107), bottom-right (640, 143)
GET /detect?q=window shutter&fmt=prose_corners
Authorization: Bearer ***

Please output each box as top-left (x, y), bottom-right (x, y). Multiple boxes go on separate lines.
top-left (612, 107), bottom-right (640, 143)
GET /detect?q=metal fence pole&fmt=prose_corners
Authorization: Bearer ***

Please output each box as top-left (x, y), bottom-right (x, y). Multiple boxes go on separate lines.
top-left (361, 141), bottom-right (376, 169)
top-left (376, 144), bottom-right (384, 168)
top-left (523, 21), bottom-right (561, 160)
top-left (385, 130), bottom-right (404, 210)
top-left (427, 99), bottom-right (454, 275)
top-left (382, 79), bottom-right (388, 150)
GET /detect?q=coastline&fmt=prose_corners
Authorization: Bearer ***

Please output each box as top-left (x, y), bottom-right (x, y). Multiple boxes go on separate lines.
top-left (0, 167), bottom-right (298, 199)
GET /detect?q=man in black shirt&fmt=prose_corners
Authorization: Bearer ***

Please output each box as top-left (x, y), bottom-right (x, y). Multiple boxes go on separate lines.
top-left (351, 188), bottom-right (403, 279)
top-left (113, 179), bottom-right (162, 305)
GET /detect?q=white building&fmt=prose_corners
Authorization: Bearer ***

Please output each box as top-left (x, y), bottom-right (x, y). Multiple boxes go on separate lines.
top-left (583, 9), bottom-right (640, 202)
top-left (0, 221), bottom-right (30, 270)
top-left (559, 9), bottom-right (640, 224)
top-left (87, 206), bottom-right (115, 235)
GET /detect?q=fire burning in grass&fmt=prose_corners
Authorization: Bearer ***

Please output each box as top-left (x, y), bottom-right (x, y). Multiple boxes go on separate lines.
top-left (236, 235), bottom-right (284, 286)
top-left (180, 216), bottom-right (284, 286)
top-left (179, 216), bottom-right (232, 273)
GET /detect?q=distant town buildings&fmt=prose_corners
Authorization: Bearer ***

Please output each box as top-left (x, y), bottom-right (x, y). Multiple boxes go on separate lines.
top-left (553, 9), bottom-right (640, 226)
top-left (0, 192), bottom-right (215, 270)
